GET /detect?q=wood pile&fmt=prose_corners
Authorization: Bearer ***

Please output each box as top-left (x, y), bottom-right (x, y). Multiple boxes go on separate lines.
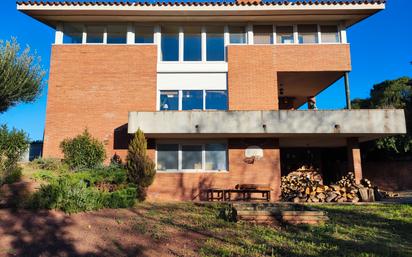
top-left (281, 166), bottom-right (385, 203)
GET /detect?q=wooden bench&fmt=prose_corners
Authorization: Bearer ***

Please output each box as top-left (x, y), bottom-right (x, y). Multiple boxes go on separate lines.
top-left (205, 188), bottom-right (225, 201)
top-left (206, 184), bottom-right (272, 202)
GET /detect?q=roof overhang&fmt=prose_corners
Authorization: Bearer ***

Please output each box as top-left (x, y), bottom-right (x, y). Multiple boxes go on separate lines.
top-left (17, 1), bottom-right (385, 28)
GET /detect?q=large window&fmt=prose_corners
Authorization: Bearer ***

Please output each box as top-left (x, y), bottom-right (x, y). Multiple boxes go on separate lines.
top-left (161, 26), bottom-right (179, 61)
top-left (63, 24), bottom-right (83, 44)
top-left (156, 142), bottom-right (227, 171)
top-left (254, 25), bottom-right (273, 44)
top-left (183, 26), bottom-right (202, 61)
top-left (135, 26), bottom-right (154, 43)
top-left (182, 90), bottom-right (203, 110)
top-left (298, 24), bottom-right (318, 44)
top-left (206, 90), bottom-right (227, 110)
top-left (159, 90), bottom-right (227, 111)
top-left (320, 25), bottom-right (340, 43)
top-left (160, 90), bottom-right (179, 111)
top-left (107, 24), bottom-right (127, 44)
top-left (229, 26), bottom-right (246, 44)
top-left (157, 144), bottom-right (179, 171)
top-left (86, 25), bottom-right (105, 43)
top-left (276, 26), bottom-right (294, 44)
top-left (206, 26), bottom-right (225, 61)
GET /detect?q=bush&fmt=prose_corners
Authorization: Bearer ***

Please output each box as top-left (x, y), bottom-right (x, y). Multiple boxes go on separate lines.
top-left (126, 129), bottom-right (156, 200)
top-left (0, 124), bottom-right (29, 185)
top-left (28, 177), bottom-right (137, 213)
top-left (60, 129), bottom-right (106, 170)
top-left (30, 157), bottom-right (63, 171)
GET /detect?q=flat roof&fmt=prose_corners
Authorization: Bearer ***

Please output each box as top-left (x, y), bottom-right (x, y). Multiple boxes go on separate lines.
top-left (17, 0), bottom-right (385, 28)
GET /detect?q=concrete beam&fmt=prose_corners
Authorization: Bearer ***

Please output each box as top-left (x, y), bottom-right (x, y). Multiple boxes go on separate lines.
top-left (128, 110), bottom-right (406, 140)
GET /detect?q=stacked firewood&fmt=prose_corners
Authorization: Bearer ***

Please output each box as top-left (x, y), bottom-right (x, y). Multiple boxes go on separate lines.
top-left (281, 166), bottom-right (383, 203)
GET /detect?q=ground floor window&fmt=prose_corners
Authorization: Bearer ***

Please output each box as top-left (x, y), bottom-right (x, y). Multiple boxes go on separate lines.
top-left (156, 141), bottom-right (228, 172)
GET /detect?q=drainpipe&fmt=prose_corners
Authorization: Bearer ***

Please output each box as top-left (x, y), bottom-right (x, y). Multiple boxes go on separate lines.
top-left (344, 72), bottom-right (351, 109)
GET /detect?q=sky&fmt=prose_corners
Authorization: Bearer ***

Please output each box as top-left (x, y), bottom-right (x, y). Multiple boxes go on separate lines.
top-left (0, 0), bottom-right (411, 141)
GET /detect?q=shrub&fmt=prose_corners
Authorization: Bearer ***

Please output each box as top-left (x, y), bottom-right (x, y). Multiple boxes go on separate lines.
top-left (28, 176), bottom-right (136, 213)
top-left (126, 129), bottom-right (156, 200)
top-left (60, 129), bottom-right (106, 170)
top-left (30, 157), bottom-right (63, 171)
top-left (0, 124), bottom-right (29, 185)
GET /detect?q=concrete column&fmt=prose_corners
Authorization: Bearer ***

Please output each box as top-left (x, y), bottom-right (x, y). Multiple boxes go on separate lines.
top-left (344, 72), bottom-right (351, 109)
top-left (347, 137), bottom-right (362, 183)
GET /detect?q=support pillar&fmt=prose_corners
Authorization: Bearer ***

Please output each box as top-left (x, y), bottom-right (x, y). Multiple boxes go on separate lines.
top-left (347, 137), bottom-right (362, 184)
top-left (344, 72), bottom-right (351, 109)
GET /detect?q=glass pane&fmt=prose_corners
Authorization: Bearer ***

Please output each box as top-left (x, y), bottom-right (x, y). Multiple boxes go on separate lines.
top-left (161, 26), bottom-right (179, 61)
top-left (160, 90), bottom-right (179, 111)
top-left (63, 24), bottom-right (83, 44)
top-left (184, 26), bottom-right (202, 61)
top-left (298, 24), bottom-right (318, 44)
top-left (321, 25), bottom-right (340, 43)
top-left (205, 143), bottom-right (227, 170)
top-left (157, 144), bottom-right (178, 170)
top-left (254, 25), bottom-right (273, 44)
top-left (182, 145), bottom-right (203, 170)
top-left (107, 24), bottom-right (127, 44)
top-left (182, 90), bottom-right (203, 110)
top-left (276, 26), bottom-right (294, 44)
top-left (135, 26), bottom-right (154, 43)
top-left (86, 25), bottom-right (104, 43)
top-left (229, 26), bottom-right (246, 44)
top-left (206, 90), bottom-right (227, 110)
top-left (206, 26), bottom-right (224, 61)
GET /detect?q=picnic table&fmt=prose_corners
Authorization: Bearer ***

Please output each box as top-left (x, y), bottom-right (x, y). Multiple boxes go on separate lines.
top-left (205, 184), bottom-right (271, 202)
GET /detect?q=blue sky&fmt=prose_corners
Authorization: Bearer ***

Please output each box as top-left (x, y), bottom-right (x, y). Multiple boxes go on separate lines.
top-left (0, 0), bottom-right (411, 141)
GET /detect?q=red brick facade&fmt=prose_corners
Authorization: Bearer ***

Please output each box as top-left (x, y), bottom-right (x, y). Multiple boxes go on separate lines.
top-left (44, 45), bottom-right (157, 159)
top-left (43, 44), bottom-right (355, 201)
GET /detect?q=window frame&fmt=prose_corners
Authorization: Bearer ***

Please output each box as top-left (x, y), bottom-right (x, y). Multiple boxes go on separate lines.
top-left (155, 140), bottom-right (228, 173)
top-left (157, 89), bottom-right (228, 111)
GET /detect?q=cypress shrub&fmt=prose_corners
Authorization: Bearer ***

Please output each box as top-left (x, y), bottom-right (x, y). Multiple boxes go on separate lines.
top-left (126, 129), bottom-right (156, 200)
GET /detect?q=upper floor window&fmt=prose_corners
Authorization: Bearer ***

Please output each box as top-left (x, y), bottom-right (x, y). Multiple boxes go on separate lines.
top-left (276, 26), bottom-right (294, 44)
top-left (320, 25), bottom-right (340, 43)
top-left (229, 26), bottom-right (246, 44)
top-left (298, 24), bottom-right (318, 44)
top-left (254, 25), bottom-right (273, 44)
top-left (135, 26), bottom-right (154, 44)
top-left (86, 25), bottom-right (105, 44)
top-left (184, 26), bottom-right (202, 61)
top-left (107, 24), bottom-right (127, 44)
top-left (159, 90), bottom-right (228, 111)
top-left (206, 26), bottom-right (225, 61)
top-left (161, 26), bottom-right (179, 61)
top-left (63, 24), bottom-right (83, 44)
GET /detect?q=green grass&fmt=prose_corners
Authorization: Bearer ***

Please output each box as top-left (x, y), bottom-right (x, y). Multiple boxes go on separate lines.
top-left (132, 202), bottom-right (412, 257)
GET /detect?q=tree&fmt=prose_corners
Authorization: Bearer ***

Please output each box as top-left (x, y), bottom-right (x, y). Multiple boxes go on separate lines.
top-left (0, 38), bottom-right (45, 113)
top-left (126, 129), bottom-right (156, 200)
top-left (352, 77), bottom-right (412, 154)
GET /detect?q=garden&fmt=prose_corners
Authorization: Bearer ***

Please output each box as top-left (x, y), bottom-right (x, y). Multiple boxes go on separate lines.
top-left (0, 126), bottom-right (155, 213)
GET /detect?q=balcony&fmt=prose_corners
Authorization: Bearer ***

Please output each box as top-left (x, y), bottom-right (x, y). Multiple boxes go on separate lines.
top-left (128, 109), bottom-right (406, 145)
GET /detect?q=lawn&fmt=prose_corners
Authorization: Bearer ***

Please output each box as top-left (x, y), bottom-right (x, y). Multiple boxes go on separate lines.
top-left (0, 166), bottom-right (411, 257)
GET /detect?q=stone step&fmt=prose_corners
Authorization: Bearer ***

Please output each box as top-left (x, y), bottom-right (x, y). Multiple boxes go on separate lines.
top-left (281, 215), bottom-right (329, 221)
top-left (281, 211), bottom-right (326, 216)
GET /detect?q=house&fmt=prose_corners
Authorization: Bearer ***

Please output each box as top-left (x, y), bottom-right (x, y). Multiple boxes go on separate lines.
top-left (17, 0), bottom-right (406, 201)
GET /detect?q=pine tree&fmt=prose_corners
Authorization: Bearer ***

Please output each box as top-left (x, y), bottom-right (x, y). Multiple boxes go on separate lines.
top-left (126, 129), bottom-right (156, 200)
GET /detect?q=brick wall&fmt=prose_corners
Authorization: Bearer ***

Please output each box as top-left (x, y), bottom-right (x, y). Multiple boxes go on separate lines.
top-left (227, 46), bottom-right (278, 110)
top-left (44, 45), bottom-right (157, 159)
top-left (147, 138), bottom-right (281, 201)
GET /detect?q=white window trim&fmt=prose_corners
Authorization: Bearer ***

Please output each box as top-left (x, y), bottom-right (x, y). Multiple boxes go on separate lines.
top-left (155, 140), bottom-right (229, 173)
top-left (158, 89), bottom-right (228, 111)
